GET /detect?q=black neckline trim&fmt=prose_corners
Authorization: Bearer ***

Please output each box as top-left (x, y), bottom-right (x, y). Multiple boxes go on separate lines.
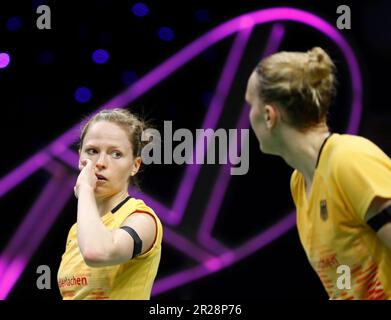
top-left (315, 133), bottom-right (333, 169)
top-left (111, 195), bottom-right (132, 214)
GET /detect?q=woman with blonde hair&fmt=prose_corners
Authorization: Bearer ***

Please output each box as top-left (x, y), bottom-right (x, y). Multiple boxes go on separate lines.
top-left (246, 47), bottom-right (391, 300)
top-left (57, 108), bottom-right (162, 299)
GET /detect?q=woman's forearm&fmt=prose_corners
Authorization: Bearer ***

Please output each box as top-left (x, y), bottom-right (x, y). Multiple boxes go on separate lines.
top-left (76, 186), bottom-right (114, 263)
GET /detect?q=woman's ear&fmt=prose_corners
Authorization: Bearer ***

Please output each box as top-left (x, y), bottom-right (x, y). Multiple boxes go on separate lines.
top-left (131, 156), bottom-right (142, 176)
top-left (264, 104), bottom-right (280, 129)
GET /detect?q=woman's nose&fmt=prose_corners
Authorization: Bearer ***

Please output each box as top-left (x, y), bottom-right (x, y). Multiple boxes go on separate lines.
top-left (95, 154), bottom-right (107, 169)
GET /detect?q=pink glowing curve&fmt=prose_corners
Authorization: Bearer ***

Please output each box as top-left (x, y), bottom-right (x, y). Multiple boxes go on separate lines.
top-left (0, 7), bottom-right (362, 299)
top-left (153, 7), bottom-right (362, 295)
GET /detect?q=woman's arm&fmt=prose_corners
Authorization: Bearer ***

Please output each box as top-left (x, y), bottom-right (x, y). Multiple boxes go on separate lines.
top-left (75, 159), bottom-right (156, 267)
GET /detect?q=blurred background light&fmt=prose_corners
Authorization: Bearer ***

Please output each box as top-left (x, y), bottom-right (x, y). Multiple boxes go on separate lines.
top-left (74, 87), bottom-right (92, 103)
top-left (92, 49), bottom-right (110, 64)
top-left (0, 53), bottom-right (11, 69)
top-left (132, 3), bottom-right (149, 17)
top-left (158, 27), bottom-right (175, 41)
top-left (6, 16), bottom-right (23, 32)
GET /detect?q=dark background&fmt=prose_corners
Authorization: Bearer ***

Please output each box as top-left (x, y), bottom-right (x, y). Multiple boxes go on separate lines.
top-left (0, 0), bottom-right (390, 300)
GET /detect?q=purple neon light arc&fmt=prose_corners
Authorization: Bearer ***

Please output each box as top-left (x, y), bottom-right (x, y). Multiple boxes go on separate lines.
top-left (0, 6), bottom-right (361, 201)
top-left (0, 173), bottom-right (72, 282)
top-left (197, 13), bottom-right (362, 253)
top-left (41, 153), bottom-right (176, 228)
top-left (152, 212), bottom-right (296, 296)
top-left (260, 23), bottom-right (285, 60)
top-left (55, 27), bottom-right (253, 228)
top-left (55, 148), bottom-right (79, 169)
top-left (0, 170), bottom-right (212, 299)
top-left (0, 7), bottom-right (363, 298)
top-left (197, 23), bottom-right (286, 251)
top-left (170, 27), bottom-right (253, 225)
top-left (129, 189), bottom-right (214, 262)
top-left (196, 108), bottom-right (250, 253)
top-left (53, 145), bottom-right (204, 231)
top-left (0, 172), bottom-right (69, 268)
top-left (0, 175), bottom-right (75, 299)
top-left (163, 227), bottom-right (215, 262)
top-left (0, 151), bottom-right (51, 198)
top-left (152, 263), bottom-right (210, 296)
top-left (152, 8), bottom-right (363, 295)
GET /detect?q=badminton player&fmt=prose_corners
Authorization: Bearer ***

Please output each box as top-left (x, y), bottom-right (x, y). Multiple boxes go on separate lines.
top-left (57, 108), bottom-right (162, 299)
top-left (245, 47), bottom-right (391, 300)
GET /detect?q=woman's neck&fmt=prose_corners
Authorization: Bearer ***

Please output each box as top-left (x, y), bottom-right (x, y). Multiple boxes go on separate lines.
top-left (279, 124), bottom-right (330, 186)
top-left (95, 190), bottom-right (129, 217)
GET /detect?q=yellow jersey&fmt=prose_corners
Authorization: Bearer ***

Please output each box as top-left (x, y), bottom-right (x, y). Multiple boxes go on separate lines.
top-left (57, 196), bottom-right (163, 300)
top-left (291, 133), bottom-right (391, 300)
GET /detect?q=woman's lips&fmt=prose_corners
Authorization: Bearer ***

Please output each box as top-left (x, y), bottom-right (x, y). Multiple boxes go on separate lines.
top-left (95, 173), bottom-right (107, 180)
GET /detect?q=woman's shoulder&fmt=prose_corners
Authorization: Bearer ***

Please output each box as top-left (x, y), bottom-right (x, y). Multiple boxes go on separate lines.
top-left (329, 133), bottom-right (388, 163)
top-left (116, 197), bottom-right (162, 226)
top-left (325, 133), bottom-right (391, 181)
top-left (130, 197), bottom-right (158, 215)
top-left (114, 197), bottom-right (163, 240)
top-left (331, 133), bottom-right (381, 152)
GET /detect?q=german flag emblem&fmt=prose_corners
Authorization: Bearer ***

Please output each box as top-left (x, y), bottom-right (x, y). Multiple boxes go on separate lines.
top-left (320, 200), bottom-right (328, 221)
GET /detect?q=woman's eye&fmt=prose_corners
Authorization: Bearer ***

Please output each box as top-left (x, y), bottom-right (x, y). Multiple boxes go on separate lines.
top-left (112, 151), bottom-right (122, 158)
top-left (86, 149), bottom-right (97, 155)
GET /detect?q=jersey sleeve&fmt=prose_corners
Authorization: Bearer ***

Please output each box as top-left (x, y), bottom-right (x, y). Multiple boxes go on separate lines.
top-left (332, 142), bottom-right (391, 222)
top-left (117, 200), bottom-right (157, 227)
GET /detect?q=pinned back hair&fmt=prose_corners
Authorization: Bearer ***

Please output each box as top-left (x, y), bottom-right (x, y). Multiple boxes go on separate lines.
top-left (255, 47), bottom-right (336, 130)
